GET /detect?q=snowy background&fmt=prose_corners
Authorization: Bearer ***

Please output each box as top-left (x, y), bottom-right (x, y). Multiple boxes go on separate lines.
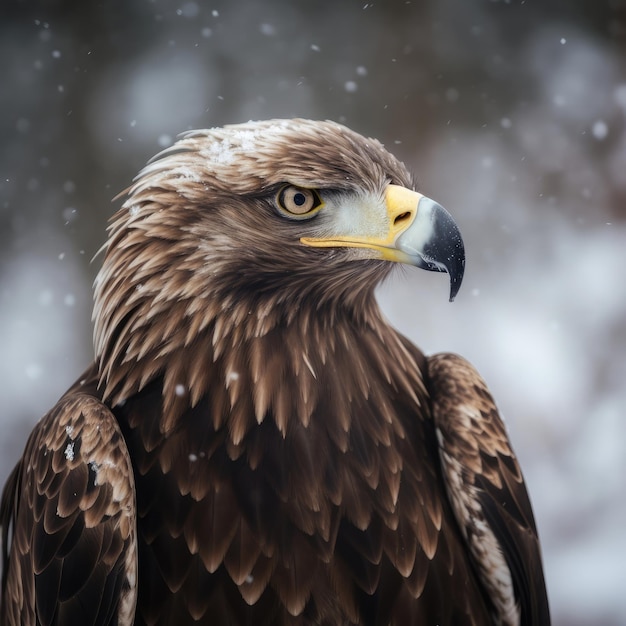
top-left (1, 1), bottom-right (625, 623)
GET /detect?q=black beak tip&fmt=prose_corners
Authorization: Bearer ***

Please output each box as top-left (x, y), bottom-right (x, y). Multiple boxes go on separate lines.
top-left (448, 254), bottom-right (465, 302)
top-left (448, 267), bottom-right (464, 301)
top-left (396, 196), bottom-right (466, 302)
top-left (422, 201), bottom-right (465, 303)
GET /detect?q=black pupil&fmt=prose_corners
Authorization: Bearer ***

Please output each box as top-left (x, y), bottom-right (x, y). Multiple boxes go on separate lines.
top-left (293, 192), bottom-right (306, 206)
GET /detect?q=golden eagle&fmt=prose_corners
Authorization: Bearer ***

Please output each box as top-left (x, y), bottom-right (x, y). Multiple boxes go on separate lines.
top-left (0, 119), bottom-right (550, 625)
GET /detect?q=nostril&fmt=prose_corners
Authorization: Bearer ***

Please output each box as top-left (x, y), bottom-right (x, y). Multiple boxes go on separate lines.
top-left (394, 211), bottom-right (412, 226)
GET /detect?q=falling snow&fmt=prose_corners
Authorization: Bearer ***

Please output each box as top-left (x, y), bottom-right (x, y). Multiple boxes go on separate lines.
top-left (158, 134), bottom-right (173, 147)
top-left (177, 2), bottom-right (199, 18)
top-left (259, 23), bottom-right (276, 36)
top-left (592, 120), bottom-right (608, 140)
top-left (25, 364), bottom-right (42, 380)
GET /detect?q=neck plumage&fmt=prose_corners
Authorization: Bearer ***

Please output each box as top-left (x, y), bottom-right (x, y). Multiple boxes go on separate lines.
top-left (95, 289), bottom-right (426, 450)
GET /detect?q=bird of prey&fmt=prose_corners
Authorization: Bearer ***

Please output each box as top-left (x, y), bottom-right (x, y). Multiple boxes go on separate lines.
top-left (0, 119), bottom-right (550, 626)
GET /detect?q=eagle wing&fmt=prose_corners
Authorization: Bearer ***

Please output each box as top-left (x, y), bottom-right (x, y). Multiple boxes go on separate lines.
top-left (428, 353), bottom-right (550, 626)
top-left (0, 376), bottom-right (137, 626)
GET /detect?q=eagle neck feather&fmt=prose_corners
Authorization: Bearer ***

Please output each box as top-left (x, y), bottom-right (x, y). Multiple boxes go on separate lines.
top-left (95, 272), bottom-right (425, 440)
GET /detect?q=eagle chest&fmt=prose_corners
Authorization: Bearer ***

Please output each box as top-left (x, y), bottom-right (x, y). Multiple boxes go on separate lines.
top-left (112, 327), bottom-right (442, 624)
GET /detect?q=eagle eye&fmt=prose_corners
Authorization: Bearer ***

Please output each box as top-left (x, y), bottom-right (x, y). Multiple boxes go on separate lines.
top-left (276, 185), bottom-right (323, 219)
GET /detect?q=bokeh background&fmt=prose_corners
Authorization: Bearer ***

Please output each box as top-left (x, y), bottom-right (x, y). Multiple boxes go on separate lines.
top-left (1, 0), bottom-right (625, 623)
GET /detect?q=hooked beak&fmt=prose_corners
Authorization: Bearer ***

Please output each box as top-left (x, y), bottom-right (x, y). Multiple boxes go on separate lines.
top-left (301, 184), bottom-right (465, 301)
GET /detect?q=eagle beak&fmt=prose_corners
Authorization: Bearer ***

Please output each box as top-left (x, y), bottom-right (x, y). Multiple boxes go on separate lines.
top-left (301, 184), bottom-right (465, 301)
top-left (386, 185), bottom-right (465, 301)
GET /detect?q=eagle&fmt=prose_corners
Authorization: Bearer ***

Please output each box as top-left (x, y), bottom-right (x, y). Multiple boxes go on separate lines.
top-left (0, 119), bottom-right (550, 626)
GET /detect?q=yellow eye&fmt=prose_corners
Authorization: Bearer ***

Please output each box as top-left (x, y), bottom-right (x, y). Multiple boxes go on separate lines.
top-left (276, 185), bottom-right (322, 218)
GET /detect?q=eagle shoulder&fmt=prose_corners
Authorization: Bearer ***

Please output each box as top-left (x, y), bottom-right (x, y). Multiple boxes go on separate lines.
top-left (0, 372), bottom-right (137, 626)
top-left (427, 352), bottom-right (550, 626)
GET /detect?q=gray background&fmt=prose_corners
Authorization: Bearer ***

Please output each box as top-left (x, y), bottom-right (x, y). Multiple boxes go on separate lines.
top-left (1, 1), bottom-right (625, 623)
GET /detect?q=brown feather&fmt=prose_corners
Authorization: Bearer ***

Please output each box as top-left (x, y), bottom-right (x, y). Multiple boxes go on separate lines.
top-left (1, 382), bottom-right (138, 625)
top-left (429, 353), bottom-right (550, 626)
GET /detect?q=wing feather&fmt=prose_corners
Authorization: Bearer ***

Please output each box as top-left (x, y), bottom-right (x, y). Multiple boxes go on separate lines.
top-left (428, 352), bottom-right (550, 626)
top-left (0, 383), bottom-right (137, 626)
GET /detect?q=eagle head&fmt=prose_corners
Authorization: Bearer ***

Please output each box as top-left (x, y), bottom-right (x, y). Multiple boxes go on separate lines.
top-left (93, 119), bottom-right (464, 407)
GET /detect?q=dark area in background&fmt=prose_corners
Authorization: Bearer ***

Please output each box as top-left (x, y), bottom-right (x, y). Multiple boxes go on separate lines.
top-left (1, 1), bottom-right (625, 623)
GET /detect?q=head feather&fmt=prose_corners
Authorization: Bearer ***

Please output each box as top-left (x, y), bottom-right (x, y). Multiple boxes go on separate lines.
top-left (93, 119), bottom-right (416, 415)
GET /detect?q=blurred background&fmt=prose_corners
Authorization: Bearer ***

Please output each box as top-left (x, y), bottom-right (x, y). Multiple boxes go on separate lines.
top-left (1, 0), bottom-right (625, 623)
